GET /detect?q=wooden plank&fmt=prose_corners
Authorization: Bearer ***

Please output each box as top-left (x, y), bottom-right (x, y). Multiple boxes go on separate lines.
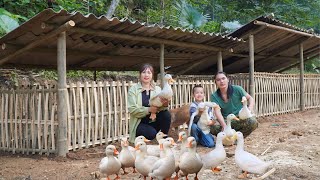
top-left (50, 102), bottom-right (56, 152)
top-left (99, 81), bottom-right (104, 145)
top-left (123, 81), bottom-right (129, 136)
top-left (86, 82), bottom-right (92, 148)
top-left (25, 93), bottom-right (29, 154)
top-left (118, 81), bottom-right (123, 136)
top-left (18, 93), bottom-right (23, 152)
top-left (66, 85), bottom-right (72, 150)
top-left (106, 81), bottom-right (112, 141)
top-left (44, 89), bottom-right (49, 154)
top-left (37, 87), bottom-right (42, 154)
top-left (78, 82), bottom-right (85, 149)
top-left (14, 93), bottom-right (18, 153)
top-left (0, 94), bottom-right (4, 148)
top-left (93, 81), bottom-right (99, 146)
top-left (9, 93), bottom-right (14, 152)
top-left (112, 81), bottom-right (117, 141)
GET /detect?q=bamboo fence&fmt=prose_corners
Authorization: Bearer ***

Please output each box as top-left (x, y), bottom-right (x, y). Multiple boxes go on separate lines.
top-left (0, 73), bottom-right (319, 154)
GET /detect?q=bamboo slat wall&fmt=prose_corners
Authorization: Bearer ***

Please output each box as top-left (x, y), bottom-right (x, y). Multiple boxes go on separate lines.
top-left (0, 73), bottom-right (319, 154)
top-left (0, 86), bottom-right (57, 155)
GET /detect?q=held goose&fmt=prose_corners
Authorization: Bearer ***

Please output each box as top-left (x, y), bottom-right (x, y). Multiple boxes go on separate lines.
top-left (239, 96), bottom-right (253, 120)
top-left (99, 145), bottom-right (121, 180)
top-left (234, 131), bottom-right (272, 179)
top-left (149, 74), bottom-right (175, 120)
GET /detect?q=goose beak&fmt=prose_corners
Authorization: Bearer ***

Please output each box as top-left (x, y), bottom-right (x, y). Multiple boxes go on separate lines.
top-left (233, 117), bottom-right (240, 121)
top-left (169, 78), bottom-right (175, 84)
top-left (171, 139), bottom-right (177, 146)
top-left (186, 141), bottom-right (192, 148)
top-left (178, 135), bottom-right (182, 142)
top-left (144, 138), bottom-right (151, 142)
top-left (134, 145), bottom-right (140, 150)
top-left (160, 144), bottom-right (164, 150)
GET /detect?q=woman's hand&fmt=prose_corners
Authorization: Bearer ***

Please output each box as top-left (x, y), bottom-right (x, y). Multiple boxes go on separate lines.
top-left (148, 106), bottom-right (158, 114)
top-left (159, 96), bottom-right (170, 107)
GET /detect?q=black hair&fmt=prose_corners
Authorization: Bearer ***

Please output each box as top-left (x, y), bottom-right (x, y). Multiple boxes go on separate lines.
top-left (214, 71), bottom-right (233, 99)
top-left (192, 84), bottom-right (203, 94)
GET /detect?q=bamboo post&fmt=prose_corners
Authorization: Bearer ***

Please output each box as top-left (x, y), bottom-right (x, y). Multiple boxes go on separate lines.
top-left (249, 35), bottom-right (255, 98)
top-left (160, 44), bottom-right (165, 88)
top-left (299, 43), bottom-right (305, 111)
top-left (217, 51), bottom-right (223, 72)
top-left (57, 32), bottom-right (68, 157)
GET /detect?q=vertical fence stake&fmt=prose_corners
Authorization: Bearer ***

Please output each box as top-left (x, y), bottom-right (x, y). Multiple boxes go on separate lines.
top-left (249, 34), bottom-right (255, 98)
top-left (299, 43), bottom-right (305, 111)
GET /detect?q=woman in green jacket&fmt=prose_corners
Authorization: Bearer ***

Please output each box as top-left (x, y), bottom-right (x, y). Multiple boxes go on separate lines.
top-left (127, 64), bottom-right (171, 143)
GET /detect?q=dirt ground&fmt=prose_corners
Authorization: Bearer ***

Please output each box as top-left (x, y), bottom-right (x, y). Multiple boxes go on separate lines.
top-left (1, 108), bottom-right (319, 180)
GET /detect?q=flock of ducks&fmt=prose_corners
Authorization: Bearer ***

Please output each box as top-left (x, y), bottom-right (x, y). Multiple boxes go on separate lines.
top-left (99, 130), bottom-right (272, 180)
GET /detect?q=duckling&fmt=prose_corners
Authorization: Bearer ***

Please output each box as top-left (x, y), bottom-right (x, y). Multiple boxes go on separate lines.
top-left (135, 141), bottom-right (160, 180)
top-left (179, 137), bottom-right (203, 180)
top-left (149, 138), bottom-right (176, 180)
top-left (201, 132), bottom-right (227, 173)
top-left (99, 145), bottom-right (121, 180)
top-left (149, 74), bottom-right (175, 120)
top-left (234, 131), bottom-right (272, 178)
top-left (119, 137), bottom-right (135, 174)
top-left (223, 114), bottom-right (239, 146)
top-left (239, 96), bottom-right (253, 120)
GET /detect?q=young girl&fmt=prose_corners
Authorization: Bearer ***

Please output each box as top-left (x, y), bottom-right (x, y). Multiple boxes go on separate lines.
top-left (189, 85), bottom-right (218, 148)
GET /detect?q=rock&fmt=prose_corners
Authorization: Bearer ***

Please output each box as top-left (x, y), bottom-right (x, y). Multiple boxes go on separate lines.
top-left (279, 137), bottom-right (285, 142)
top-left (292, 131), bottom-right (302, 136)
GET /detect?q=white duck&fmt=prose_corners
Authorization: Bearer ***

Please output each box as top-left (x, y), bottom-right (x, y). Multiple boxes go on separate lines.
top-left (135, 131), bottom-right (168, 157)
top-left (239, 96), bottom-right (253, 120)
top-left (134, 141), bottom-right (160, 180)
top-left (223, 114), bottom-right (239, 146)
top-left (201, 132), bottom-right (227, 172)
top-left (149, 138), bottom-right (176, 180)
top-left (188, 102), bottom-right (220, 135)
top-left (119, 137), bottom-right (135, 174)
top-left (234, 131), bottom-right (272, 178)
top-left (149, 74), bottom-right (175, 120)
top-left (179, 137), bottom-right (203, 180)
top-left (99, 145), bottom-right (122, 180)
top-left (177, 131), bottom-right (188, 155)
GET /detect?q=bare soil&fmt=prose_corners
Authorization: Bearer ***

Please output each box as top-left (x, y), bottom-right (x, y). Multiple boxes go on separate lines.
top-left (1, 108), bottom-right (320, 180)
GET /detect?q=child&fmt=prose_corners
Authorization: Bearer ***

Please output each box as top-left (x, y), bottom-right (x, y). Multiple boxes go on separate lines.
top-left (189, 85), bottom-right (215, 148)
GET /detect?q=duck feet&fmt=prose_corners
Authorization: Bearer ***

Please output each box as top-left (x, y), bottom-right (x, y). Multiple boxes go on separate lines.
top-left (115, 174), bottom-right (120, 179)
top-left (237, 171), bottom-right (248, 179)
top-left (132, 167), bottom-right (137, 173)
top-left (173, 173), bottom-right (179, 180)
top-left (211, 167), bottom-right (222, 173)
top-left (122, 168), bottom-right (128, 174)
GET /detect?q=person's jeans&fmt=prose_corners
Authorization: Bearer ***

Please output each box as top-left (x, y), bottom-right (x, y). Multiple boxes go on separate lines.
top-left (191, 123), bottom-right (215, 148)
top-left (136, 110), bottom-right (171, 140)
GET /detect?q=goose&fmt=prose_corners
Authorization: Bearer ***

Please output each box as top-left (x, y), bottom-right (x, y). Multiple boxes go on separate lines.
top-left (149, 138), bottom-right (176, 180)
top-left (99, 145), bottom-right (121, 180)
top-left (179, 137), bottom-right (203, 180)
top-left (149, 74), bottom-right (175, 120)
top-left (223, 114), bottom-right (239, 146)
top-left (201, 132), bottom-right (227, 173)
top-left (239, 96), bottom-right (253, 120)
top-left (118, 137), bottom-right (135, 174)
top-left (134, 141), bottom-right (160, 180)
top-left (177, 131), bottom-right (188, 155)
top-left (234, 131), bottom-right (272, 178)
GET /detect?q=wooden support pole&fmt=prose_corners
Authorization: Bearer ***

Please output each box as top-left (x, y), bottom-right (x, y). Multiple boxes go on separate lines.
top-left (57, 32), bottom-right (68, 157)
top-left (254, 20), bottom-right (319, 38)
top-left (0, 20), bottom-right (75, 65)
top-left (160, 44), bottom-right (165, 88)
top-left (249, 35), bottom-right (255, 98)
top-left (299, 43), bottom-right (305, 111)
top-left (70, 27), bottom-right (229, 52)
top-left (217, 51), bottom-right (223, 72)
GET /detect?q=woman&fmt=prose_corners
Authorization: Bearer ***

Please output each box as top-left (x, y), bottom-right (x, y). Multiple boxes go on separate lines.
top-left (127, 64), bottom-right (171, 143)
top-left (210, 71), bottom-right (258, 137)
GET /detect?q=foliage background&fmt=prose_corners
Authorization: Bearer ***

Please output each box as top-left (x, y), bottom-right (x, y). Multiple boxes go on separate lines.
top-left (0, 0), bottom-right (319, 77)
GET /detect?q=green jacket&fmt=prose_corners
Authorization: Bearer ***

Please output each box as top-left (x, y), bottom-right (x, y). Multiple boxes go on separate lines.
top-left (127, 82), bottom-right (167, 143)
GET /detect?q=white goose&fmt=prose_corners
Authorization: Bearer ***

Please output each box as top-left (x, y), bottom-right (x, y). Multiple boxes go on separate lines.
top-left (119, 137), bottom-right (135, 174)
top-left (179, 136), bottom-right (203, 180)
top-left (234, 131), bottom-right (272, 178)
top-left (134, 131), bottom-right (167, 157)
top-left (223, 114), bottom-right (239, 146)
top-left (239, 96), bottom-right (253, 120)
top-left (149, 74), bottom-right (175, 120)
top-left (201, 132), bottom-right (227, 173)
top-left (134, 141), bottom-right (160, 180)
top-left (99, 145), bottom-right (121, 180)
top-left (149, 138), bottom-right (176, 180)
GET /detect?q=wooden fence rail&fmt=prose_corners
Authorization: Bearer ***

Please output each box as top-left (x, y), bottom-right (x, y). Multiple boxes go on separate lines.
top-left (0, 73), bottom-right (319, 154)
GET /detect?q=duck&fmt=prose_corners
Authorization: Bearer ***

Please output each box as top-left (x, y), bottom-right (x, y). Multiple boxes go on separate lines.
top-left (99, 145), bottom-right (122, 180)
top-left (223, 114), bottom-right (239, 146)
top-left (149, 138), bottom-right (176, 180)
top-left (118, 137), bottom-right (136, 174)
top-left (149, 74), bottom-right (175, 120)
top-left (179, 136), bottom-right (203, 180)
top-left (234, 131), bottom-right (272, 178)
top-left (188, 102), bottom-right (220, 135)
top-left (134, 141), bottom-right (160, 180)
top-left (201, 132), bottom-right (227, 173)
top-left (134, 131), bottom-right (167, 157)
top-left (177, 131), bottom-right (188, 155)
top-left (238, 96), bottom-right (253, 120)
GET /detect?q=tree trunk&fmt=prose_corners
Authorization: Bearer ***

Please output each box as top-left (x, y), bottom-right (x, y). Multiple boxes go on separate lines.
top-left (106, 0), bottom-right (120, 19)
